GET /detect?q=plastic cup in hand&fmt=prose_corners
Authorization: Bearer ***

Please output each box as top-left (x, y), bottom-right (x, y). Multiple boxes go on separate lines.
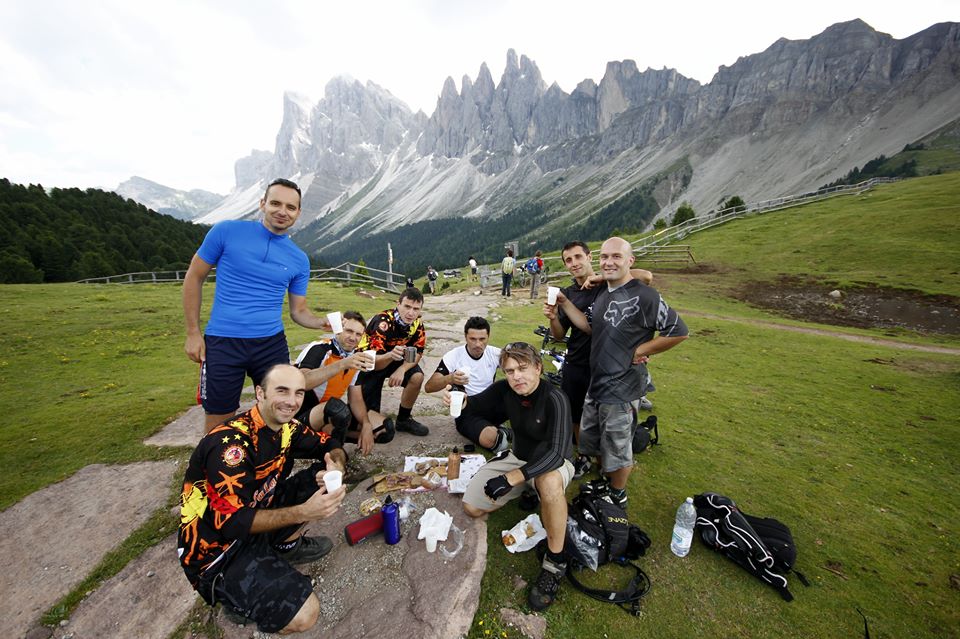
top-left (456, 368), bottom-right (471, 384)
top-left (363, 350), bottom-right (377, 371)
top-left (323, 470), bottom-right (342, 493)
top-left (327, 312), bottom-right (343, 334)
top-left (449, 390), bottom-right (465, 418)
top-left (425, 535), bottom-right (438, 553)
top-left (547, 286), bottom-right (560, 305)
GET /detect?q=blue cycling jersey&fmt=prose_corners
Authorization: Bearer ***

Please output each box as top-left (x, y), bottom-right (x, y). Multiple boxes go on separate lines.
top-left (197, 220), bottom-right (310, 338)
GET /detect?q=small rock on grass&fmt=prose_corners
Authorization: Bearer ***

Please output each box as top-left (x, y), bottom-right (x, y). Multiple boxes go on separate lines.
top-left (500, 608), bottom-right (547, 639)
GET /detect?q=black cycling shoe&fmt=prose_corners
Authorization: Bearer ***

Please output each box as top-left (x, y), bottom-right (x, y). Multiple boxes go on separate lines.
top-left (518, 489), bottom-right (540, 512)
top-left (374, 417), bottom-right (396, 443)
top-left (279, 535), bottom-right (333, 565)
top-left (222, 605), bottom-right (248, 625)
top-left (396, 417), bottom-right (429, 436)
top-left (528, 556), bottom-right (566, 611)
top-left (572, 454), bottom-right (592, 479)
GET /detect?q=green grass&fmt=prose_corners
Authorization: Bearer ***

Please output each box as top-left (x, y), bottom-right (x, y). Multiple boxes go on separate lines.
top-left (2, 173), bottom-right (959, 638)
top-left (674, 173), bottom-right (960, 297)
top-left (477, 304), bottom-right (960, 639)
top-left (0, 282), bottom-right (397, 510)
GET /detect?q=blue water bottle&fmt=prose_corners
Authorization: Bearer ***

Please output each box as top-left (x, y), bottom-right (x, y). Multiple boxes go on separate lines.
top-left (382, 496), bottom-right (401, 545)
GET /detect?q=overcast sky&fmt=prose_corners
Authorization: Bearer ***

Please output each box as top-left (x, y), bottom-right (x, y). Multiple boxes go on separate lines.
top-left (1, 0), bottom-right (956, 195)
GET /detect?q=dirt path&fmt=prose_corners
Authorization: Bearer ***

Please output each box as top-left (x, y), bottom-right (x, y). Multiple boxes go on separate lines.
top-left (6, 288), bottom-right (524, 639)
top-left (682, 310), bottom-right (960, 355)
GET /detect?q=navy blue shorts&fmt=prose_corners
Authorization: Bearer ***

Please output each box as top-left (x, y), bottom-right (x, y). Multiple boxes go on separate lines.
top-left (200, 332), bottom-right (290, 414)
top-left (357, 361), bottom-right (423, 412)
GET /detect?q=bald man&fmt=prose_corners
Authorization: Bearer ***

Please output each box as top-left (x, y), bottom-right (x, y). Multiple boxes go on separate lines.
top-left (555, 237), bottom-right (688, 508)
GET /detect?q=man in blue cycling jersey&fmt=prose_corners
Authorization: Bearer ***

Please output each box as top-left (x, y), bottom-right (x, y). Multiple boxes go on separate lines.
top-left (183, 178), bottom-right (329, 432)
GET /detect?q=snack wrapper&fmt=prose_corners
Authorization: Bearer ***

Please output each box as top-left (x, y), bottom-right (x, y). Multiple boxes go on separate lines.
top-left (500, 513), bottom-right (546, 553)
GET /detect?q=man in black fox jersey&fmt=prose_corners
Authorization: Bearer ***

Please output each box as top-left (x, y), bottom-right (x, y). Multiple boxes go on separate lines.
top-left (556, 237), bottom-right (688, 508)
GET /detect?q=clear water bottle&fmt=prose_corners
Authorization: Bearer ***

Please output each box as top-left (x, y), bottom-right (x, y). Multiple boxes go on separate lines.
top-left (670, 497), bottom-right (697, 557)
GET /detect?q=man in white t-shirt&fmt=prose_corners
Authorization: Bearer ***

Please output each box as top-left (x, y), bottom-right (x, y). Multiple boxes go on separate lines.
top-left (424, 316), bottom-right (508, 452)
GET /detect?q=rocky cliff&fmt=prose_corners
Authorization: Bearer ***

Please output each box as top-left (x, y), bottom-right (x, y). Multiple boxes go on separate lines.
top-left (194, 20), bottom-right (960, 263)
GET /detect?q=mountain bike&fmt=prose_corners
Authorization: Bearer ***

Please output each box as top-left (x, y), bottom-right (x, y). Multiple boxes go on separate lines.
top-left (534, 325), bottom-right (567, 386)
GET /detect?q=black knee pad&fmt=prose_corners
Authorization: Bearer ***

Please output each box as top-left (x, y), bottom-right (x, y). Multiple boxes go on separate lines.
top-left (323, 398), bottom-right (352, 443)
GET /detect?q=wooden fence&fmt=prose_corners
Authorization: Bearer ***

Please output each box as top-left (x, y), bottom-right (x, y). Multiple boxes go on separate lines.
top-left (79, 178), bottom-right (894, 285)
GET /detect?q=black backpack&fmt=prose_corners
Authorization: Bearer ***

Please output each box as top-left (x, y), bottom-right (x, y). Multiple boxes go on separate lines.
top-left (554, 481), bottom-right (652, 615)
top-left (693, 492), bottom-right (809, 601)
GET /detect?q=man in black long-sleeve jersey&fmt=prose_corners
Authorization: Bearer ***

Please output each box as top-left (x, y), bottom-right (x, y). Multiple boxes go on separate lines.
top-left (460, 342), bottom-right (574, 611)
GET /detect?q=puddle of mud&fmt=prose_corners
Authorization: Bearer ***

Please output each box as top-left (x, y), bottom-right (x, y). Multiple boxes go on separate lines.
top-left (734, 277), bottom-right (960, 335)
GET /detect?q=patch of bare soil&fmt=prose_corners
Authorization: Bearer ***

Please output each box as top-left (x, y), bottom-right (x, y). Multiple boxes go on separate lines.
top-left (734, 277), bottom-right (960, 336)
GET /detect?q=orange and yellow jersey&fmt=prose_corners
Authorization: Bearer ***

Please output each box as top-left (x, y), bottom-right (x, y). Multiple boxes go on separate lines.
top-left (357, 308), bottom-right (426, 355)
top-left (176, 405), bottom-right (338, 586)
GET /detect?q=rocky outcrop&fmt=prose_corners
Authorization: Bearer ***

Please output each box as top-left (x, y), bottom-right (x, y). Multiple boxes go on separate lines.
top-left (196, 20), bottom-right (960, 254)
top-left (114, 176), bottom-right (223, 221)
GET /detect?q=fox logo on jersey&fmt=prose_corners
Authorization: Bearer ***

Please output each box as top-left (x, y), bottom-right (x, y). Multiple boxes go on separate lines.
top-left (603, 296), bottom-right (640, 327)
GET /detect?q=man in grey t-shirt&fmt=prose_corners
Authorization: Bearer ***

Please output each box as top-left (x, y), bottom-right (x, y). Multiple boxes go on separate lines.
top-left (556, 236), bottom-right (688, 507)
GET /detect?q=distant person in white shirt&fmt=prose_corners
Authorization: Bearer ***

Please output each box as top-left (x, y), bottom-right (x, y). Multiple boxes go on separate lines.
top-left (468, 256), bottom-right (478, 281)
top-left (424, 316), bottom-right (508, 452)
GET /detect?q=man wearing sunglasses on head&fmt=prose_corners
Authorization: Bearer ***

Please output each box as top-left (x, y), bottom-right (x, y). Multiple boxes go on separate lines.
top-left (183, 178), bottom-right (331, 433)
top-left (457, 342), bottom-right (574, 611)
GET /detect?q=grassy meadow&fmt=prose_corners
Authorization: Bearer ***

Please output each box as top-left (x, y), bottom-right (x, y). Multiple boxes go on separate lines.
top-left (0, 173), bottom-right (958, 638)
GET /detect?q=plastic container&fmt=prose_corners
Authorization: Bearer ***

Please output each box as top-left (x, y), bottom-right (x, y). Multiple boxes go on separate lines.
top-left (670, 497), bottom-right (697, 557)
top-left (382, 496), bottom-right (402, 545)
top-left (447, 447), bottom-right (461, 480)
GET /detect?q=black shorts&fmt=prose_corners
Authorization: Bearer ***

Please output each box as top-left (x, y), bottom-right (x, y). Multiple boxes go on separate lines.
top-left (455, 412), bottom-right (494, 445)
top-left (196, 467), bottom-right (321, 633)
top-left (204, 533), bottom-right (313, 633)
top-left (561, 362), bottom-right (590, 425)
top-left (357, 361), bottom-right (423, 412)
top-left (200, 332), bottom-right (290, 414)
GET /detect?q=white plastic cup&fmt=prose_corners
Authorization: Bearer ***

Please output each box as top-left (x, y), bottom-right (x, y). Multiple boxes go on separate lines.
top-left (449, 390), bottom-right (465, 418)
top-left (323, 470), bottom-right (342, 493)
top-left (363, 350), bottom-right (377, 371)
top-left (547, 286), bottom-right (560, 305)
top-left (327, 312), bottom-right (343, 334)
top-left (456, 368), bottom-right (471, 384)
top-left (425, 535), bottom-right (438, 553)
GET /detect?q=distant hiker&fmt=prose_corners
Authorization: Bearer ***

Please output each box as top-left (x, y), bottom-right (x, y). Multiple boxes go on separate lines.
top-left (426, 265), bottom-right (439, 295)
top-left (460, 342), bottom-right (574, 611)
top-left (553, 237), bottom-right (687, 507)
top-left (177, 364), bottom-right (346, 634)
top-left (182, 177), bottom-right (331, 432)
top-left (424, 316), bottom-right (506, 451)
top-left (405, 275), bottom-right (415, 289)
top-left (501, 248), bottom-right (516, 297)
top-left (526, 250), bottom-right (545, 299)
top-left (542, 240), bottom-right (653, 477)
top-left (468, 255), bottom-right (478, 281)
top-left (294, 310), bottom-right (396, 456)
top-left (355, 288), bottom-right (431, 437)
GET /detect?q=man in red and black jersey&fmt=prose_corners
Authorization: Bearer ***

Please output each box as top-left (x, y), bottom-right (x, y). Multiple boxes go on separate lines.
top-left (355, 288), bottom-right (430, 436)
top-left (177, 364), bottom-right (346, 634)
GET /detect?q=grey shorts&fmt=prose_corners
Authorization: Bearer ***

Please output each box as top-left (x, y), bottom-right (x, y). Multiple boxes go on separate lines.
top-left (579, 396), bottom-right (638, 473)
top-left (463, 451), bottom-right (574, 512)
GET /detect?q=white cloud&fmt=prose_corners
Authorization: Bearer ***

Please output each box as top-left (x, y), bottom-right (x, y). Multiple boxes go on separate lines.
top-left (0, 0), bottom-right (956, 193)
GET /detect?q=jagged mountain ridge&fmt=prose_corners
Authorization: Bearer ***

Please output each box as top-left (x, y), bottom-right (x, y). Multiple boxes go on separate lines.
top-left (114, 176), bottom-right (222, 221)
top-left (195, 19), bottom-right (960, 265)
